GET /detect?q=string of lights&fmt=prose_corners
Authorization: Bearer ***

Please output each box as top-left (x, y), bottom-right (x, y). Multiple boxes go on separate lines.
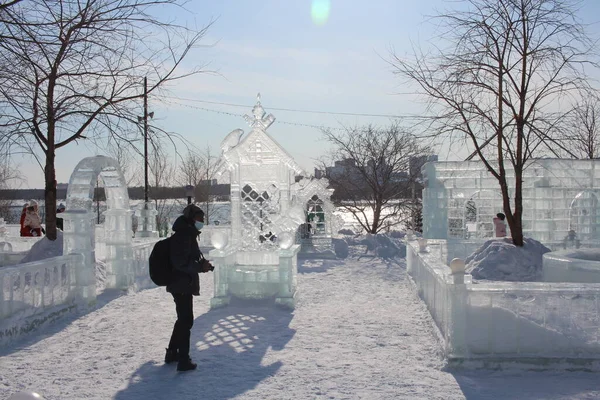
top-left (165, 99), bottom-right (346, 131)
top-left (162, 95), bottom-right (425, 120)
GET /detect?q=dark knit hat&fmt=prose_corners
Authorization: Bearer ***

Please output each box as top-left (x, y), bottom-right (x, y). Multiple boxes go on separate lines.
top-left (183, 204), bottom-right (204, 221)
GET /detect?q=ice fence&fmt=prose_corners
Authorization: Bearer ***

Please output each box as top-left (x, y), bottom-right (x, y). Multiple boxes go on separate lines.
top-left (407, 240), bottom-right (600, 369)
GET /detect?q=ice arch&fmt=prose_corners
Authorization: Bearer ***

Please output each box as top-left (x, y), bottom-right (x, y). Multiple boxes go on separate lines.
top-left (63, 155), bottom-right (133, 299)
top-left (569, 191), bottom-right (600, 241)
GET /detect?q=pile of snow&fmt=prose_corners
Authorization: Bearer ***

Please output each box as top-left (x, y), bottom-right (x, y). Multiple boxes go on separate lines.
top-left (331, 238), bottom-right (349, 258)
top-left (19, 231), bottom-right (63, 264)
top-left (466, 237), bottom-right (551, 282)
top-left (344, 233), bottom-right (406, 259)
top-left (389, 230), bottom-right (405, 239)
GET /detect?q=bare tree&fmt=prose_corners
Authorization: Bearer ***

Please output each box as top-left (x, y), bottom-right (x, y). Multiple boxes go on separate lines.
top-left (148, 143), bottom-right (179, 236)
top-left (320, 124), bottom-right (431, 234)
top-left (0, 0), bottom-right (211, 240)
top-left (0, 1), bottom-right (22, 11)
top-left (105, 139), bottom-right (137, 187)
top-left (178, 149), bottom-right (204, 187)
top-left (391, 0), bottom-right (597, 246)
top-left (198, 145), bottom-right (219, 225)
top-left (0, 153), bottom-right (20, 222)
top-left (563, 92), bottom-right (600, 159)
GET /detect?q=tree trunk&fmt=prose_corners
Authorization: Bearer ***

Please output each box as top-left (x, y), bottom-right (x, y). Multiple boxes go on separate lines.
top-left (502, 171), bottom-right (524, 247)
top-left (44, 149), bottom-right (57, 240)
top-left (371, 203), bottom-right (381, 234)
top-left (511, 168), bottom-right (524, 246)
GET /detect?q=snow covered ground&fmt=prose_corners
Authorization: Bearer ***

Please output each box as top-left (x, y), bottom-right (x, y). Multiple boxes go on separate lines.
top-left (2, 247), bottom-right (600, 399)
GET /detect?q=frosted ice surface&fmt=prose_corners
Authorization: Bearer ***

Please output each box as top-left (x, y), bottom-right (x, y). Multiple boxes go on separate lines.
top-left (211, 230), bottom-right (229, 249)
top-left (66, 156), bottom-right (130, 212)
top-left (422, 159), bottom-right (600, 244)
top-left (210, 96), bottom-right (305, 305)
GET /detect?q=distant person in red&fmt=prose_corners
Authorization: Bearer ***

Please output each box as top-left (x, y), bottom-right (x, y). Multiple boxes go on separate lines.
top-left (19, 203), bottom-right (29, 236)
top-left (23, 200), bottom-right (44, 237)
top-left (493, 212), bottom-right (507, 238)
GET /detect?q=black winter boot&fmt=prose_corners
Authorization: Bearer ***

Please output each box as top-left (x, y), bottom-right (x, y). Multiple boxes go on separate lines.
top-left (165, 348), bottom-right (179, 364)
top-left (177, 357), bottom-right (197, 372)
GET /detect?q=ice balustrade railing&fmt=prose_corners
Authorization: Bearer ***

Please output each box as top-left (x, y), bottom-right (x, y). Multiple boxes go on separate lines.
top-left (131, 239), bottom-right (160, 290)
top-left (0, 254), bottom-right (83, 343)
top-left (408, 241), bottom-right (600, 361)
top-left (461, 283), bottom-right (600, 359)
top-left (407, 241), bottom-right (452, 345)
top-left (0, 235), bottom-right (43, 253)
top-left (2, 224), bottom-right (22, 237)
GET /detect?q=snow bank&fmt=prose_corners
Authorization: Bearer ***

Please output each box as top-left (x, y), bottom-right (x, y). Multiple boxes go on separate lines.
top-left (344, 233), bottom-right (406, 259)
top-left (466, 237), bottom-right (551, 282)
top-left (19, 231), bottom-right (63, 264)
top-left (331, 238), bottom-right (349, 258)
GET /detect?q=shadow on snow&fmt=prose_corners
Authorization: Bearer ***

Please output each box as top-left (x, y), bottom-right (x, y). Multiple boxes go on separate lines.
top-left (114, 300), bottom-right (295, 400)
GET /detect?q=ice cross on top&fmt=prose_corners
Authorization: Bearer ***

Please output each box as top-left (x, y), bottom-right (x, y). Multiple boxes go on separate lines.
top-left (244, 93), bottom-right (276, 131)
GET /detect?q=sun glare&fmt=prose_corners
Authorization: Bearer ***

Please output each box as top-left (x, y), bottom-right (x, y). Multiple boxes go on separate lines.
top-left (311, 0), bottom-right (331, 26)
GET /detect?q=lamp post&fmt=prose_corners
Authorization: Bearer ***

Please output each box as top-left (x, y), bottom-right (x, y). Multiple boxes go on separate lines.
top-left (185, 185), bottom-right (194, 205)
top-left (136, 77), bottom-right (157, 237)
top-left (137, 77), bottom-right (154, 204)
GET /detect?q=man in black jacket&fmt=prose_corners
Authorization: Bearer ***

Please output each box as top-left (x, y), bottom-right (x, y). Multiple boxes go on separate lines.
top-left (165, 204), bottom-right (214, 371)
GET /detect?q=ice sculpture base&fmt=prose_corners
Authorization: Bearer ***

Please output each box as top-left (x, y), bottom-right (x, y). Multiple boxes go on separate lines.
top-left (209, 245), bottom-right (300, 309)
top-left (298, 236), bottom-right (336, 259)
top-left (275, 294), bottom-right (296, 310)
top-left (210, 295), bottom-right (231, 309)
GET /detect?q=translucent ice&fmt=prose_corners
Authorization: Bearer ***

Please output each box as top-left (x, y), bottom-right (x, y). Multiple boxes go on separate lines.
top-left (210, 96), bottom-right (304, 307)
top-left (422, 159), bottom-right (600, 246)
top-left (64, 156), bottom-right (133, 291)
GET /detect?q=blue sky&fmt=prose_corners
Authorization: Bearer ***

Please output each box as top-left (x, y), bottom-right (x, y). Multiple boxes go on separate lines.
top-left (12, 0), bottom-right (600, 188)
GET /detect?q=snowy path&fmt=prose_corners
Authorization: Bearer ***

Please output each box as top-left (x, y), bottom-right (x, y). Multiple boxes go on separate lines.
top-left (2, 257), bottom-right (600, 399)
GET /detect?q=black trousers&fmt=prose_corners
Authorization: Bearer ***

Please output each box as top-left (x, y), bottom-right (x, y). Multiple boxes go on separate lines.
top-left (168, 293), bottom-right (194, 359)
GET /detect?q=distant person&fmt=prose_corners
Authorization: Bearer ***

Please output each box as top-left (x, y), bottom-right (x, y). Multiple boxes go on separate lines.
top-left (23, 201), bottom-right (44, 237)
top-left (165, 203), bottom-right (214, 372)
top-left (19, 203), bottom-right (29, 237)
top-left (493, 212), bottom-right (507, 238)
top-left (56, 203), bottom-right (66, 231)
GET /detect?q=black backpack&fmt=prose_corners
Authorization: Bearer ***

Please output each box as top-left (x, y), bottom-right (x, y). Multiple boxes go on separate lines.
top-left (149, 236), bottom-right (173, 286)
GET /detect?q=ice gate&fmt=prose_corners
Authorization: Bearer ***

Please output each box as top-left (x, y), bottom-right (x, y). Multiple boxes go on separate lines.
top-left (63, 155), bottom-right (135, 300)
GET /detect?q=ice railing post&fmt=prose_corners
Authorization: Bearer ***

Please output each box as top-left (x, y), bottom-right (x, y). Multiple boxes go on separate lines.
top-left (62, 210), bottom-right (96, 304)
top-left (136, 201), bottom-right (158, 238)
top-left (209, 230), bottom-right (233, 308)
top-left (275, 232), bottom-right (299, 309)
top-left (448, 258), bottom-right (468, 358)
top-left (104, 208), bottom-right (134, 289)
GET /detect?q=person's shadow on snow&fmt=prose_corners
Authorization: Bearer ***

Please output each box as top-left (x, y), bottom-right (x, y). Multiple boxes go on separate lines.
top-left (114, 300), bottom-right (295, 400)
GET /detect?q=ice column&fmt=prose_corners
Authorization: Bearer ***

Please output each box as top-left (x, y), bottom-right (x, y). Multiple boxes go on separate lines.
top-left (209, 248), bottom-right (233, 308)
top-left (422, 162), bottom-right (448, 239)
top-left (275, 243), bottom-right (299, 309)
top-left (136, 201), bottom-right (158, 238)
top-left (103, 209), bottom-right (134, 289)
top-left (448, 258), bottom-right (468, 359)
top-left (62, 210), bottom-right (96, 304)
